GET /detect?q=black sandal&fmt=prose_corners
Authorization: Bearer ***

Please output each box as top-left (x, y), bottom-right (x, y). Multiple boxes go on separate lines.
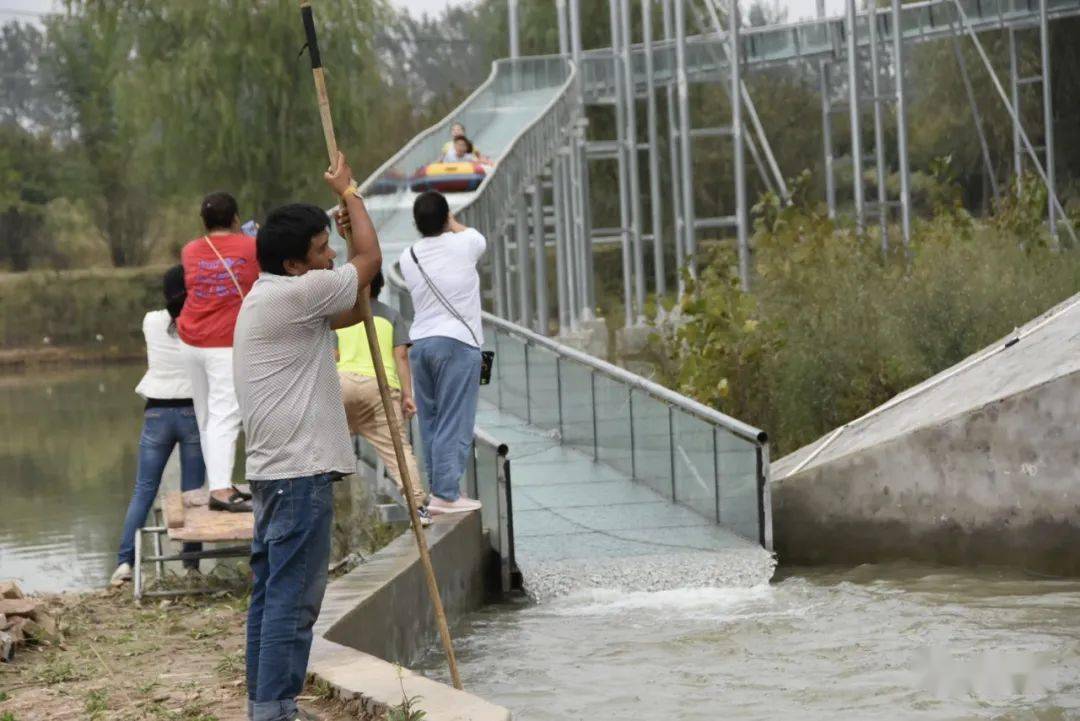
top-left (209, 492), bottom-right (252, 513)
top-left (231, 485), bottom-right (253, 501)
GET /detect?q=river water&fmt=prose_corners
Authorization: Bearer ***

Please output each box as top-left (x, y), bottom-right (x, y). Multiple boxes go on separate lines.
top-left (4, 367), bottom-right (1080, 720)
top-left (0, 363), bottom-right (147, 592)
top-left (419, 564), bottom-right (1080, 720)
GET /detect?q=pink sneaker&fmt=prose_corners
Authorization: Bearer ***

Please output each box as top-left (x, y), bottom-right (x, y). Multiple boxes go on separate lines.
top-left (428, 495), bottom-right (482, 516)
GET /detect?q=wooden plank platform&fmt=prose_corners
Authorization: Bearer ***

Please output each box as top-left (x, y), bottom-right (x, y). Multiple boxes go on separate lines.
top-left (163, 492), bottom-right (253, 543)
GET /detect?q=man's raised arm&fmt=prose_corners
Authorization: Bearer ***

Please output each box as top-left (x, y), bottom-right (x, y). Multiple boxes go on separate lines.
top-left (324, 152), bottom-right (381, 289)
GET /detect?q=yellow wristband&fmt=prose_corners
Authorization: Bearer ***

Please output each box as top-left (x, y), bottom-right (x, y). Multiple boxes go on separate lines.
top-left (340, 184), bottom-right (360, 201)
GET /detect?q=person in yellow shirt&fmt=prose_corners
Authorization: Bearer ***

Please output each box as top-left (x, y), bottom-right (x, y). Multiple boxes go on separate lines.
top-left (336, 271), bottom-right (431, 526)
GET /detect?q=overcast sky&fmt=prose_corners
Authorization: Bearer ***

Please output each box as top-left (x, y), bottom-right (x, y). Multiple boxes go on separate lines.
top-left (1, 0), bottom-right (847, 27)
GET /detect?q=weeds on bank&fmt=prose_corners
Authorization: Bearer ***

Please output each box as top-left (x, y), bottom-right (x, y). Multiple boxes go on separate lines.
top-left (84, 689), bottom-right (108, 717)
top-left (2, 712), bottom-right (16, 721)
top-left (384, 667), bottom-right (426, 721)
top-left (34, 657), bottom-right (84, 685)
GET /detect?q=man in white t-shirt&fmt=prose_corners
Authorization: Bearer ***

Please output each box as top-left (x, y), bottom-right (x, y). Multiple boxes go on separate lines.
top-left (398, 190), bottom-right (485, 515)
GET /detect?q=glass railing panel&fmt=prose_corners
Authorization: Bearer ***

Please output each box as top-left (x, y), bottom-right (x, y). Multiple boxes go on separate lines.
top-left (474, 440), bottom-right (502, 555)
top-left (526, 345), bottom-right (560, 432)
top-left (672, 409), bottom-right (718, 519)
top-left (630, 389), bottom-right (673, 500)
top-left (494, 330), bottom-right (529, 420)
top-left (716, 428), bottom-right (761, 542)
top-left (559, 362), bottom-right (595, 458)
top-left (594, 373), bottom-right (633, 477)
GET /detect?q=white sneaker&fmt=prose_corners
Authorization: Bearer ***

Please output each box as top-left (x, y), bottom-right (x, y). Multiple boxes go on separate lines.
top-left (110, 563), bottom-right (132, 587)
top-left (416, 505), bottom-right (434, 527)
top-left (427, 495), bottom-right (482, 516)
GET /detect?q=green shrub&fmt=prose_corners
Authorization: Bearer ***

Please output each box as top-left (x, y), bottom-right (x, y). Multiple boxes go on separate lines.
top-left (651, 174), bottom-right (1080, 456)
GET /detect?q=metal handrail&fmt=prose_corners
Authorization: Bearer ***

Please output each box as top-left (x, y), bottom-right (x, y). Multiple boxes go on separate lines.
top-left (481, 311), bottom-right (767, 445)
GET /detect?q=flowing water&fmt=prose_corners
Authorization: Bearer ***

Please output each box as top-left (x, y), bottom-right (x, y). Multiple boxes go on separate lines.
top-left (0, 363), bottom-right (146, 592)
top-left (419, 564), bottom-right (1080, 720)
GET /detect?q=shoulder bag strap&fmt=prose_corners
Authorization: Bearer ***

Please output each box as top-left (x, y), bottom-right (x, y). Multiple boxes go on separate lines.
top-left (409, 245), bottom-right (480, 347)
top-left (204, 235), bottom-right (245, 298)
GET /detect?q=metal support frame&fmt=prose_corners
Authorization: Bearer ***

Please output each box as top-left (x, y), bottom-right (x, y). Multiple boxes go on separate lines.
top-left (674, 0), bottom-right (697, 279)
top-left (662, 0), bottom-right (687, 298)
top-left (892, 0), bottom-right (912, 246)
top-left (950, 28), bottom-right (999, 202)
top-left (619, 0), bottom-right (647, 322)
top-left (515, 191), bottom-right (532, 327)
top-left (642, 0), bottom-right (666, 299)
top-left (1039, 0), bottom-right (1057, 237)
top-left (530, 182), bottom-right (550, 334)
top-left (493, 231), bottom-right (508, 318)
top-left (560, 150), bottom-right (581, 331)
top-left (817, 0), bottom-right (836, 219)
top-left (868, 7), bottom-right (889, 248)
top-left (846, 0), bottom-right (864, 233)
top-left (133, 524), bottom-right (249, 601)
top-left (508, 0), bottom-right (520, 59)
top-left (553, 161), bottom-right (571, 331)
top-left (608, 0), bottom-right (636, 326)
top-left (730, 0), bottom-right (750, 291)
top-left (556, 0), bottom-right (569, 57)
top-left (1008, 29), bottom-right (1023, 186)
top-left (952, 0), bottom-right (1075, 245)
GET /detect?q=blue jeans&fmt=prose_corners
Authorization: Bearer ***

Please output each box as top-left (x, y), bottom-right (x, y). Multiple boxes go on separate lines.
top-left (116, 405), bottom-right (204, 568)
top-left (409, 336), bottom-right (481, 502)
top-left (246, 473), bottom-right (335, 721)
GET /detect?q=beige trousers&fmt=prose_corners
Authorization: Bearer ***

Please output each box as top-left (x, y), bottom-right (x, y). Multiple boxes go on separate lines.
top-left (339, 371), bottom-right (427, 508)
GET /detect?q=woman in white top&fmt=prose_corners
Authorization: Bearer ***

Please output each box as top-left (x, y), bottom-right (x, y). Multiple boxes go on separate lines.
top-left (111, 266), bottom-right (207, 586)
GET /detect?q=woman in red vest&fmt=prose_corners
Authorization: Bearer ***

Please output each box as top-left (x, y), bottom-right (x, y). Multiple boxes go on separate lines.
top-left (177, 192), bottom-right (259, 512)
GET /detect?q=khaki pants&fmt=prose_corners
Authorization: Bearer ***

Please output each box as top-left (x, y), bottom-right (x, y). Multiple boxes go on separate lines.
top-left (339, 371), bottom-right (427, 509)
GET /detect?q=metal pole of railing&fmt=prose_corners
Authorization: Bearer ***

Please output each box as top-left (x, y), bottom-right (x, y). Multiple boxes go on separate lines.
top-left (611, 0), bottom-right (636, 326)
top-left (818, 0), bottom-right (836, 219)
top-left (846, 0), bottom-right (865, 234)
top-left (556, 356), bottom-right (565, 439)
top-left (515, 191), bottom-right (532, 327)
top-left (868, 6), bottom-right (889, 250)
top-left (524, 344), bottom-right (532, 423)
top-left (892, 0), bottom-right (912, 246)
top-left (674, 0), bottom-right (697, 279)
top-left (642, 0), bottom-right (667, 299)
top-left (668, 405), bottom-right (676, 501)
top-left (628, 388), bottom-right (637, 478)
top-left (591, 370), bottom-right (599, 460)
top-left (731, 0), bottom-right (750, 292)
top-left (1038, 0), bottom-right (1057, 238)
top-left (531, 183), bottom-right (550, 334)
top-left (662, 0), bottom-right (686, 298)
top-left (620, 0), bottom-right (647, 322)
top-left (712, 428), bottom-right (721, 523)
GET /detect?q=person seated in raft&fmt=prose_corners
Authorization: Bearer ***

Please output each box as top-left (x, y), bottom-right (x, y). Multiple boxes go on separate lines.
top-left (439, 122), bottom-right (492, 164)
top-left (440, 136), bottom-right (478, 163)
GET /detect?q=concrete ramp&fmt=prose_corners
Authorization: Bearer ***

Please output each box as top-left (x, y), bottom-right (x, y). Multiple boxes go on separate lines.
top-left (773, 293), bottom-right (1080, 575)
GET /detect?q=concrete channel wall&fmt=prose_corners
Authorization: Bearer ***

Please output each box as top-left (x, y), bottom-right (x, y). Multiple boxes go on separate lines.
top-left (310, 512), bottom-right (511, 720)
top-left (771, 295), bottom-right (1080, 576)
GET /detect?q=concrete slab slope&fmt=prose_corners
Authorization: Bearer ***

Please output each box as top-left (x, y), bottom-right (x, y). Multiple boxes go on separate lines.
top-left (772, 292), bottom-right (1080, 574)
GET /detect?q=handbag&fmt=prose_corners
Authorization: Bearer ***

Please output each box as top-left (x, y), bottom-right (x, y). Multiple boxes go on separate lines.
top-left (409, 246), bottom-right (494, 385)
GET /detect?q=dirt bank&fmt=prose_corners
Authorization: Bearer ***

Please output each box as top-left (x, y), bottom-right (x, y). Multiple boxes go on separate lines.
top-left (0, 587), bottom-right (356, 721)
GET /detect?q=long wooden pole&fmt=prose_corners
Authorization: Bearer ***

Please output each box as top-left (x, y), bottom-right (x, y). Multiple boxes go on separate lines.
top-left (299, 0), bottom-right (463, 690)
